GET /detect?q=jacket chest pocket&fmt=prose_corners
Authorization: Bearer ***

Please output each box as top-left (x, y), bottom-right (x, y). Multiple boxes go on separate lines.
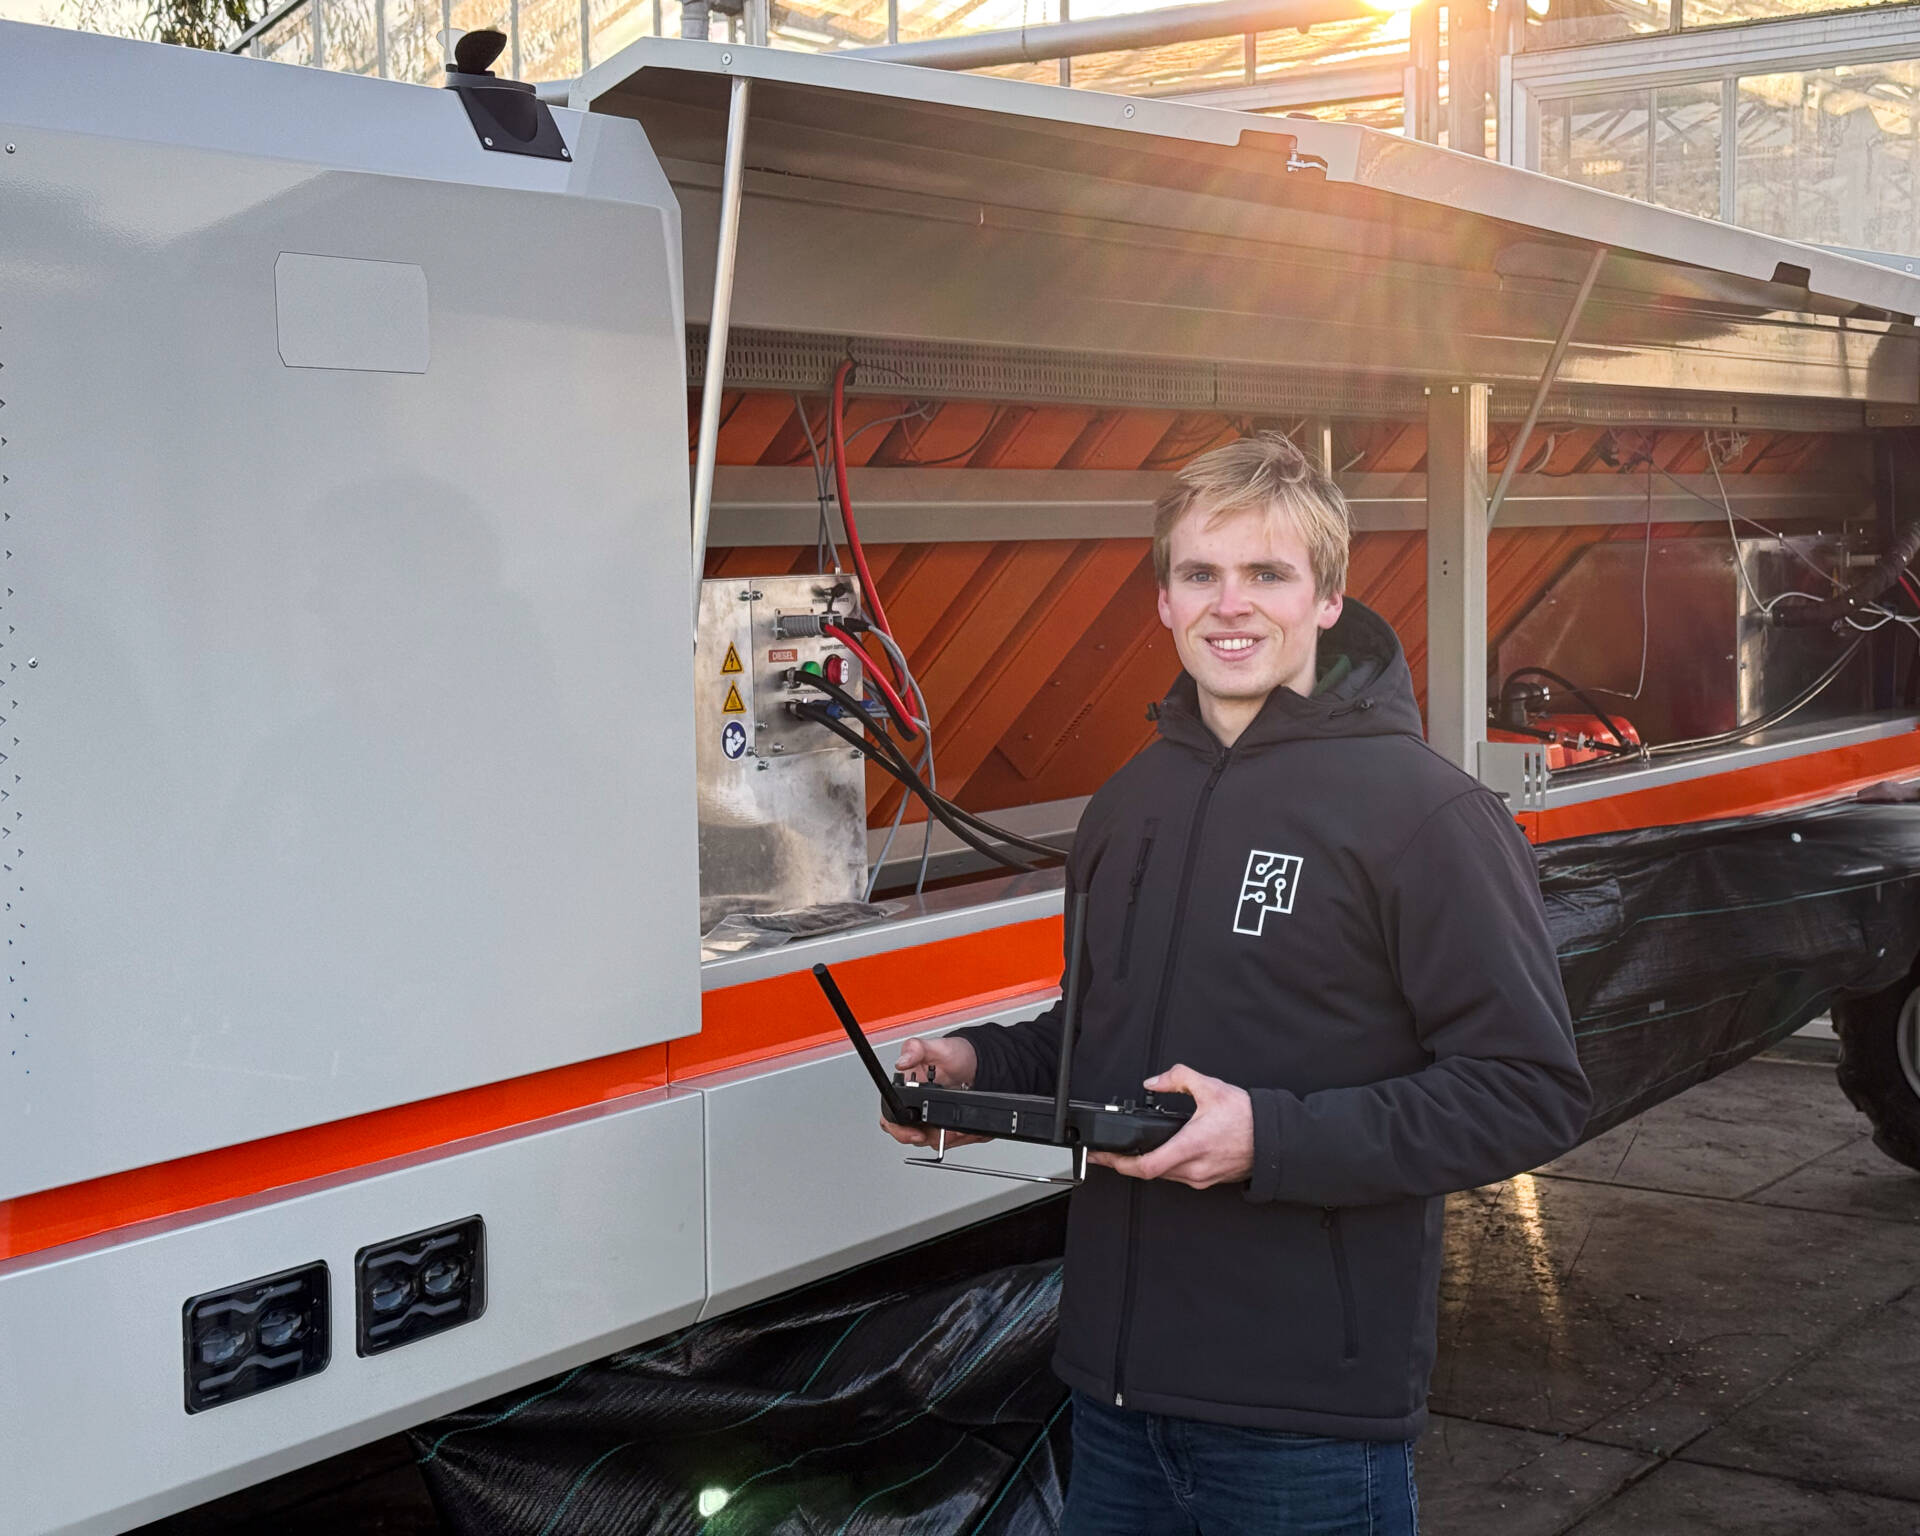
top-left (1115, 820), bottom-right (1159, 981)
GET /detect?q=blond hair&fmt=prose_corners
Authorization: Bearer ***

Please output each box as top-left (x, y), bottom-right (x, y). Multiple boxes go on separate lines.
top-left (1151, 433), bottom-right (1350, 597)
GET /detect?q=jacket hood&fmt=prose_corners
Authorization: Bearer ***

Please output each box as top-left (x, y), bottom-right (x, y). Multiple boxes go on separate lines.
top-left (1155, 597), bottom-right (1425, 754)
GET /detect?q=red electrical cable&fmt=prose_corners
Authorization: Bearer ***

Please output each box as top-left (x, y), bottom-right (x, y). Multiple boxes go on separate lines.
top-left (829, 360), bottom-right (904, 685)
top-left (824, 622), bottom-right (920, 739)
top-left (1901, 572), bottom-right (1920, 611)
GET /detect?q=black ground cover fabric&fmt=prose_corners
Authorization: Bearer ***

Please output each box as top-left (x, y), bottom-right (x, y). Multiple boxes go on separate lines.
top-left (1541, 796), bottom-right (1920, 1136)
top-left (416, 797), bottom-right (1920, 1534)
top-left (412, 1199), bottom-right (1074, 1536)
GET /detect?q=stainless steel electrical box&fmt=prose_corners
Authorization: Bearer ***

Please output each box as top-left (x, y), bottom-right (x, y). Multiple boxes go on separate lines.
top-left (696, 576), bottom-right (870, 928)
top-left (1495, 536), bottom-right (1869, 744)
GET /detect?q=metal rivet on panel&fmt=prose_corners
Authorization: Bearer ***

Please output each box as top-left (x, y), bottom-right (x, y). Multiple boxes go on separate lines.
top-left (1123, 104), bottom-right (1135, 118)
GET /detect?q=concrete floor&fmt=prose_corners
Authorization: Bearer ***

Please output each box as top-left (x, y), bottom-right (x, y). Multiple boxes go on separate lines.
top-left (140, 1044), bottom-right (1920, 1535)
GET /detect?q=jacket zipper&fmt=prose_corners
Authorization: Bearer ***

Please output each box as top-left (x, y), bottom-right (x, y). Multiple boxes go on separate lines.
top-left (1322, 1208), bottom-right (1359, 1361)
top-left (1114, 821), bottom-right (1159, 981)
top-left (1111, 750), bottom-right (1231, 1406)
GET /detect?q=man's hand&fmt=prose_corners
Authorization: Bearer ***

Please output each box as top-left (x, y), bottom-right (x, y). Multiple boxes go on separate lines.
top-left (879, 1035), bottom-right (991, 1150)
top-left (1088, 1064), bottom-right (1254, 1189)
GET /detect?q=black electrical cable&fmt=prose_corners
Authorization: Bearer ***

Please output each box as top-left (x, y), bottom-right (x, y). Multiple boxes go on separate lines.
top-left (1497, 667), bottom-right (1636, 750)
top-left (1553, 637), bottom-right (1867, 779)
top-left (795, 702), bottom-right (1057, 874)
top-left (829, 703), bottom-right (1068, 864)
top-left (793, 677), bottom-right (1068, 861)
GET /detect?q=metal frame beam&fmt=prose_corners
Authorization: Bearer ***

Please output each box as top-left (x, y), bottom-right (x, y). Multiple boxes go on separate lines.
top-left (1162, 58), bottom-right (1407, 112)
top-left (1426, 382), bottom-right (1491, 771)
top-left (692, 327), bottom-right (1882, 433)
top-left (705, 465), bottom-right (1867, 545)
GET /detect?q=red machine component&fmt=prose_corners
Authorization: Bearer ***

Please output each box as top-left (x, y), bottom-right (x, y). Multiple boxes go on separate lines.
top-left (1489, 713), bottom-right (1643, 771)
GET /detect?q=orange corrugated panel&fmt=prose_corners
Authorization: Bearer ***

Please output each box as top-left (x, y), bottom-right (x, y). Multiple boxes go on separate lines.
top-left (972, 405), bottom-right (1101, 469)
top-left (1060, 410), bottom-right (1181, 471)
top-left (869, 542), bottom-right (1084, 824)
top-left (879, 402), bottom-right (1001, 468)
top-left (715, 391), bottom-right (801, 466)
top-left (1367, 423), bottom-right (1425, 474)
top-left (838, 397), bottom-right (925, 468)
top-left (1143, 413), bottom-right (1244, 471)
top-left (925, 541), bottom-right (1150, 800)
top-left (981, 554), bottom-right (1170, 785)
top-left (1346, 530), bottom-right (1427, 713)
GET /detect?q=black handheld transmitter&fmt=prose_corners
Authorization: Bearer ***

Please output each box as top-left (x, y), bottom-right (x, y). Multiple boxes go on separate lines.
top-left (813, 891), bottom-right (1193, 1157)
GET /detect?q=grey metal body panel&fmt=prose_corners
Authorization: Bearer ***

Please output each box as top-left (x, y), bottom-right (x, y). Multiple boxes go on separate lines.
top-left (0, 21), bottom-right (699, 1201)
top-left (696, 1005), bottom-right (1067, 1319)
top-left (0, 1089), bottom-right (708, 1536)
top-left (1497, 536), bottom-right (1871, 747)
top-left (1538, 713), bottom-right (1920, 810)
top-left (577, 40), bottom-right (1919, 409)
top-left (699, 870), bottom-right (1065, 990)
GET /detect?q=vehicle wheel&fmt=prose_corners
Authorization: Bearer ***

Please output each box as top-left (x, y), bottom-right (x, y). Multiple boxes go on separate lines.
top-left (1834, 976), bottom-right (1920, 1173)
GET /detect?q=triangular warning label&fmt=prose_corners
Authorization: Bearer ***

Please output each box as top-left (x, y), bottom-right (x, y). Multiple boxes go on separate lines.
top-left (721, 682), bottom-right (746, 713)
top-left (721, 643), bottom-right (744, 675)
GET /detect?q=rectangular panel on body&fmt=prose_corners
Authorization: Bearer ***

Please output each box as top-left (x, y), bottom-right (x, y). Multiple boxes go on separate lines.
top-left (697, 1000), bottom-right (1070, 1320)
top-left (0, 1089), bottom-right (706, 1536)
top-left (0, 33), bottom-right (697, 1200)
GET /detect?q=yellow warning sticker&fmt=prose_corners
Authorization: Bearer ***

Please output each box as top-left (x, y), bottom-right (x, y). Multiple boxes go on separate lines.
top-left (720, 643), bottom-right (744, 675)
top-left (721, 682), bottom-right (746, 714)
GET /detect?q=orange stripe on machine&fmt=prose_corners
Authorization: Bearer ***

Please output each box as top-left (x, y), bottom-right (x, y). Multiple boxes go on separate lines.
top-left (0, 918), bottom-right (1064, 1264)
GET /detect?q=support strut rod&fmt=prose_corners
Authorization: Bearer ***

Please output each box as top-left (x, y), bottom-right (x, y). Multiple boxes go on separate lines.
top-left (1487, 245), bottom-right (1609, 529)
top-left (690, 73), bottom-right (754, 620)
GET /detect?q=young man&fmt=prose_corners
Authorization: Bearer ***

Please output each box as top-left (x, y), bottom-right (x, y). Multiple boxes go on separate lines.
top-left (885, 433), bottom-right (1590, 1535)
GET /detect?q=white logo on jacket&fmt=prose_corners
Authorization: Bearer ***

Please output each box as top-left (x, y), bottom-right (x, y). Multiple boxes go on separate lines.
top-left (1233, 850), bottom-right (1303, 935)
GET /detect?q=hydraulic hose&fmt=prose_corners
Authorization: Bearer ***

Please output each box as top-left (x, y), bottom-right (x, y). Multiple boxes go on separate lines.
top-left (795, 702), bottom-right (1054, 874)
top-left (1496, 667), bottom-right (1637, 751)
top-left (794, 675), bottom-right (1067, 861)
top-left (1554, 637), bottom-right (1867, 778)
top-left (829, 360), bottom-right (905, 686)
top-left (1771, 517), bottom-right (1920, 629)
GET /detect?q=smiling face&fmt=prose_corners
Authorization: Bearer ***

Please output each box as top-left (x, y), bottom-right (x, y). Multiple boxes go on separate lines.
top-left (1155, 501), bottom-right (1345, 748)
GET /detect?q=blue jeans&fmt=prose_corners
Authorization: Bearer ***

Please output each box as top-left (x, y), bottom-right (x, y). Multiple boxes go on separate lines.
top-left (1061, 1392), bottom-right (1419, 1536)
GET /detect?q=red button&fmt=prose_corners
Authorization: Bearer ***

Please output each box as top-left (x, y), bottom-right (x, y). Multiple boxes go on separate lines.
top-left (823, 654), bottom-right (848, 686)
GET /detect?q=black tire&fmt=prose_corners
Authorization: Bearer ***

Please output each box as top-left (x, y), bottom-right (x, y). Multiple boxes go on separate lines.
top-left (1834, 975), bottom-right (1920, 1173)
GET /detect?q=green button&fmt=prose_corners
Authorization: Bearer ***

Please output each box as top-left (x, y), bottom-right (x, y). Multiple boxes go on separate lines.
top-left (800, 660), bottom-right (824, 676)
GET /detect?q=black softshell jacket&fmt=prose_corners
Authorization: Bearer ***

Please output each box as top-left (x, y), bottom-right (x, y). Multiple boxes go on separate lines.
top-left (951, 600), bottom-right (1590, 1440)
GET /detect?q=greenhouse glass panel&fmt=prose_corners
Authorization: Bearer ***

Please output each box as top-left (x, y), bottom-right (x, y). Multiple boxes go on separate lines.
top-left (450, 0), bottom-right (503, 52)
top-left (588, 0), bottom-right (659, 61)
top-left (1683, 0), bottom-right (1906, 28)
top-left (768, 0), bottom-right (887, 50)
top-left (1651, 79), bottom-right (1721, 217)
top-left (1249, 13), bottom-right (1406, 81)
top-left (387, 0), bottom-right (446, 81)
top-left (322, 0), bottom-right (380, 74)
top-left (1736, 63), bottom-right (1920, 255)
top-left (1264, 93), bottom-right (1405, 131)
top-left (1524, 0), bottom-right (1668, 51)
top-left (256, 10), bottom-right (314, 64)
top-left (1539, 87), bottom-right (1651, 201)
top-left (1070, 34), bottom-right (1249, 94)
top-left (518, 0), bottom-right (582, 78)
top-left (897, 0), bottom-right (1072, 43)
